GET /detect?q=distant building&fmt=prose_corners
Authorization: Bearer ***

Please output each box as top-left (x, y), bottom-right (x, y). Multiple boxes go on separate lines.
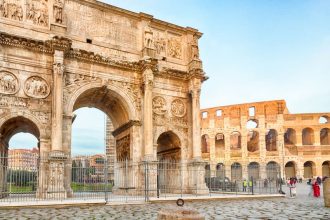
top-left (8, 148), bottom-right (39, 171)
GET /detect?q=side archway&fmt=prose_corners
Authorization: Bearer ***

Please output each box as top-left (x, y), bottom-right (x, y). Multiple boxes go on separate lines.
top-left (285, 161), bottom-right (297, 179)
top-left (303, 161), bottom-right (316, 178)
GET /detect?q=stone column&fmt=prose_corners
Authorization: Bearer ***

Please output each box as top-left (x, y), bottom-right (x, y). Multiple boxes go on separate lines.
top-left (51, 50), bottom-right (65, 152)
top-left (47, 38), bottom-right (71, 199)
top-left (190, 79), bottom-right (202, 160)
top-left (142, 62), bottom-right (154, 160)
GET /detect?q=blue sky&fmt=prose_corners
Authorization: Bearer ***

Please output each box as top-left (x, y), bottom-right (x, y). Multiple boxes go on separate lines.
top-left (10, 0), bottom-right (330, 154)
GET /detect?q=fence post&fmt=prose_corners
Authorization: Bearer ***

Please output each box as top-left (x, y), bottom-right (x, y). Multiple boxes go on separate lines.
top-left (251, 177), bottom-right (254, 195)
top-left (104, 157), bottom-right (108, 203)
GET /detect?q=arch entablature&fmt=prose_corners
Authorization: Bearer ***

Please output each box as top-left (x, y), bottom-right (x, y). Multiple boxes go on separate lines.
top-left (65, 81), bottom-right (140, 125)
top-left (0, 111), bottom-right (47, 140)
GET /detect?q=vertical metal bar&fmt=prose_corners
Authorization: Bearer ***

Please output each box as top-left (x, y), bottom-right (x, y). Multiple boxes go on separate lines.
top-left (104, 157), bottom-right (108, 203)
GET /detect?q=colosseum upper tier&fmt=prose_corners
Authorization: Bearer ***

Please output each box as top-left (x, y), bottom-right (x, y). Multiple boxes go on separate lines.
top-left (200, 100), bottom-right (330, 180)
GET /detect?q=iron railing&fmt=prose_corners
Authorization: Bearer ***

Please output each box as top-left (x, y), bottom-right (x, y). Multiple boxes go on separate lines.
top-left (0, 154), bottom-right (282, 204)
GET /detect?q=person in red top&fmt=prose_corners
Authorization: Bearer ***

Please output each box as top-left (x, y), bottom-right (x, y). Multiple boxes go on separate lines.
top-left (313, 180), bottom-right (321, 197)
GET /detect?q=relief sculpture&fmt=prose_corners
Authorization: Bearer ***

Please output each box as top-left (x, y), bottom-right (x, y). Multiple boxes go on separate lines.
top-left (168, 38), bottom-right (182, 59)
top-left (0, 0), bottom-right (23, 21)
top-left (26, 0), bottom-right (48, 26)
top-left (24, 76), bottom-right (50, 98)
top-left (154, 32), bottom-right (166, 57)
top-left (152, 96), bottom-right (167, 115)
top-left (0, 71), bottom-right (19, 94)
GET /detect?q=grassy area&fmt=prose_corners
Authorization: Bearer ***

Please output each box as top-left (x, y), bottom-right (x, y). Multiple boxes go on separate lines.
top-left (71, 182), bottom-right (113, 192)
top-left (7, 184), bottom-right (36, 193)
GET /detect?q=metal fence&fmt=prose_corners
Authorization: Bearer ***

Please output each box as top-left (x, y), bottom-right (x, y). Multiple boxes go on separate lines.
top-left (0, 154), bottom-right (282, 204)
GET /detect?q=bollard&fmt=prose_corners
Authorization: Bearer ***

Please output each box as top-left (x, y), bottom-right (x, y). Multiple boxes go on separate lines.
top-left (323, 178), bottom-right (330, 207)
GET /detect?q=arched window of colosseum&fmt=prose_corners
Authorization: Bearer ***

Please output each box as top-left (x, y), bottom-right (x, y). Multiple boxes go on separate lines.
top-left (201, 134), bottom-right (209, 153)
top-left (215, 133), bottom-right (225, 158)
top-left (216, 163), bottom-right (225, 179)
top-left (230, 132), bottom-right (241, 150)
top-left (246, 120), bottom-right (258, 129)
top-left (302, 128), bottom-right (314, 145)
top-left (303, 161), bottom-right (316, 178)
top-left (231, 162), bottom-right (242, 181)
top-left (266, 161), bottom-right (280, 180)
top-left (247, 131), bottom-right (259, 152)
top-left (202, 112), bottom-right (208, 119)
top-left (319, 116), bottom-right (329, 124)
top-left (248, 162), bottom-right (260, 180)
top-left (284, 128), bottom-right (296, 145)
top-left (285, 161), bottom-right (296, 179)
top-left (266, 129), bottom-right (277, 151)
top-left (320, 128), bottom-right (330, 145)
top-left (322, 161), bottom-right (330, 177)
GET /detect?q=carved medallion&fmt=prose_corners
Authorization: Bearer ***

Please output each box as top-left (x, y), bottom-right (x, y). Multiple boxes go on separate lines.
top-left (0, 71), bottom-right (19, 95)
top-left (24, 76), bottom-right (50, 98)
top-left (171, 99), bottom-right (186, 117)
top-left (153, 96), bottom-right (167, 115)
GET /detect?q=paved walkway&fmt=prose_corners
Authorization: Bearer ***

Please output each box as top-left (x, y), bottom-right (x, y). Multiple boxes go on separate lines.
top-left (0, 183), bottom-right (329, 219)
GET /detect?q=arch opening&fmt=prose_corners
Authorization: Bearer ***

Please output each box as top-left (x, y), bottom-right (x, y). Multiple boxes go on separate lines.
top-left (266, 161), bottom-right (280, 180)
top-left (0, 116), bottom-right (41, 198)
top-left (201, 134), bottom-right (209, 153)
top-left (157, 131), bottom-right (181, 161)
top-left (247, 131), bottom-right (259, 152)
top-left (320, 128), bottom-right (330, 145)
top-left (230, 132), bottom-right (241, 150)
top-left (248, 162), bottom-right (260, 180)
top-left (215, 133), bottom-right (225, 158)
top-left (216, 163), bottom-right (225, 179)
top-left (284, 128), bottom-right (296, 145)
top-left (322, 161), bottom-right (330, 177)
top-left (303, 161), bottom-right (316, 178)
top-left (246, 120), bottom-right (258, 129)
top-left (285, 161), bottom-right (296, 179)
top-left (231, 162), bottom-right (242, 181)
top-left (302, 128), bottom-right (314, 145)
top-left (266, 129), bottom-right (277, 151)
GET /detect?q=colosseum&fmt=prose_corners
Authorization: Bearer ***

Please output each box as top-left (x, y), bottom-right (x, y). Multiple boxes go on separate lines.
top-left (200, 100), bottom-right (330, 181)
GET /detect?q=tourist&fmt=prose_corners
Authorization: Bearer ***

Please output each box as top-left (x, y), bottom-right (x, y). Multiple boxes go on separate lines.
top-left (317, 176), bottom-right (322, 185)
top-left (248, 180), bottom-right (253, 192)
top-left (243, 179), bottom-right (247, 192)
top-left (312, 179), bottom-right (321, 198)
top-left (264, 179), bottom-right (268, 188)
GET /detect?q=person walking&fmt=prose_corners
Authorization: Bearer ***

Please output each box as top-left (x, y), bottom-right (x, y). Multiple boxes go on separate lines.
top-left (312, 178), bottom-right (321, 197)
top-left (248, 180), bottom-right (253, 192)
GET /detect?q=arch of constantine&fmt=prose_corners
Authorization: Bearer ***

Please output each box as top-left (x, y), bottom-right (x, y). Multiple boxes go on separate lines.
top-left (0, 0), bottom-right (208, 199)
top-left (201, 100), bottom-right (330, 180)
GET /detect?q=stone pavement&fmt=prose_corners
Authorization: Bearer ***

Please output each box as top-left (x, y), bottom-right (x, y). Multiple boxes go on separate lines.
top-left (0, 183), bottom-right (329, 220)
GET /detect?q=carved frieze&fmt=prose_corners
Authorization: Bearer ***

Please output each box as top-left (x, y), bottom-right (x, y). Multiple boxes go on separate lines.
top-left (168, 38), bottom-right (182, 59)
top-left (26, 0), bottom-right (49, 27)
top-left (154, 32), bottom-right (166, 57)
top-left (0, 94), bottom-right (28, 107)
top-left (152, 96), bottom-right (167, 115)
top-left (171, 99), bottom-right (186, 117)
top-left (48, 161), bottom-right (64, 189)
top-left (0, 71), bottom-right (19, 95)
top-left (32, 111), bottom-right (50, 124)
top-left (0, 0), bottom-right (23, 21)
top-left (24, 76), bottom-right (50, 99)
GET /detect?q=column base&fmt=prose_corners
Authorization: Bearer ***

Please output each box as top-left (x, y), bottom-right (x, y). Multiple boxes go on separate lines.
top-left (187, 160), bottom-right (209, 195)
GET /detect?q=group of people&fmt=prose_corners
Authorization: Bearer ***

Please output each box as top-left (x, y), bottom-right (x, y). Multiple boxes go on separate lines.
top-left (307, 177), bottom-right (322, 198)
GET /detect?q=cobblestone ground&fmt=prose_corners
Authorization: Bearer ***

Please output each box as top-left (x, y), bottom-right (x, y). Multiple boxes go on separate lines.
top-left (0, 184), bottom-right (329, 220)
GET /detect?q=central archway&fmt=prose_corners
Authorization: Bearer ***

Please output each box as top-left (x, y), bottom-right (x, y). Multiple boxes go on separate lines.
top-left (68, 85), bottom-right (139, 197)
